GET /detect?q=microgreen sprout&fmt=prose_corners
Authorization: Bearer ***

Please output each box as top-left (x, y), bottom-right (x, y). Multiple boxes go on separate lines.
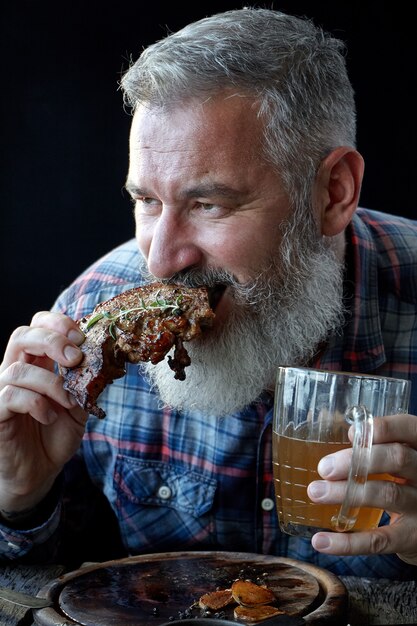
top-left (85, 293), bottom-right (184, 340)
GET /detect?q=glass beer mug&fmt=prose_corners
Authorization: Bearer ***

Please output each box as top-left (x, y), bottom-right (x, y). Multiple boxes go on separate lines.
top-left (272, 367), bottom-right (411, 538)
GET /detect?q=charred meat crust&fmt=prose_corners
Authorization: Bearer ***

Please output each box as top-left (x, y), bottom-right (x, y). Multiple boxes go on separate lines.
top-left (60, 283), bottom-right (215, 418)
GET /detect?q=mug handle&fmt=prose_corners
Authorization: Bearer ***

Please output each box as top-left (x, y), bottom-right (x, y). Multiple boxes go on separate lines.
top-left (331, 405), bottom-right (374, 532)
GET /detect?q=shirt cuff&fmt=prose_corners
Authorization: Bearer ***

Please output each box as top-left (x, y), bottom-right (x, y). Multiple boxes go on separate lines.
top-left (0, 500), bottom-right (62, 561)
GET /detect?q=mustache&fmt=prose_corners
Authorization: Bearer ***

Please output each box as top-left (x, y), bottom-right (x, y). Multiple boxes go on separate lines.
top-left (169, 265), bottom-right (279, 308)
top-left (137, 256), bottom-right (270, 307)
top-left (167, 266), bottom-right (235, 288)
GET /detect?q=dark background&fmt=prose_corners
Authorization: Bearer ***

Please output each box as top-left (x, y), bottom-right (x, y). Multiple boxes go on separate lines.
top-left (1, 1), bottom-right (415, 355)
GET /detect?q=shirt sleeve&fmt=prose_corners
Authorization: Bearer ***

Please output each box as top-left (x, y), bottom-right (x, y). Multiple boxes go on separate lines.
top-left (0, 453), bottom-right (126, 566)
top-left (0, 501), bottom-right (62, 562)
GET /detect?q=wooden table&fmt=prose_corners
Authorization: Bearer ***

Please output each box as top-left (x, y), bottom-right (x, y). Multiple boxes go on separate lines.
top-left (0, 564), bottom-right (416, 625)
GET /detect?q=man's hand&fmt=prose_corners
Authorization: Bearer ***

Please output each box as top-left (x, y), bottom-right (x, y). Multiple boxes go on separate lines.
top-left (308, 414), bottom-right (417, 566)
top-left (0, 311), bottom-right (88, 517)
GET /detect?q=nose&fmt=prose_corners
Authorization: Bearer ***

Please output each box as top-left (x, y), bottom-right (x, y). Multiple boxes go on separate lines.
top-left (138, 208), bottom-right (203, 279)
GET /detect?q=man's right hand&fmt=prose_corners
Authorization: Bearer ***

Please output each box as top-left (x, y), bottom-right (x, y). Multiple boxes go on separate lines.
top-left (0, 311), bottom-right (87, 519)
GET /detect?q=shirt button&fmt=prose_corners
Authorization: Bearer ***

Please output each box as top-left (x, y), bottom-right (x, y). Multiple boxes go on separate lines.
top-left (157, 485), bottom-right (172, 500)
top-left (261, 497), bottom-right (275, 511)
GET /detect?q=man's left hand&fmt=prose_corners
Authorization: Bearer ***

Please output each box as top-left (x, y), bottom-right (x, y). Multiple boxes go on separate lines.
top-left (307, 413), bottom-right (417, 566)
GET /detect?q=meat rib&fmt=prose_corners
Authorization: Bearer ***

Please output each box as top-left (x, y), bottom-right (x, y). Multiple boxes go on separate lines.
top-left (60, 283), bottom-right (215, 418)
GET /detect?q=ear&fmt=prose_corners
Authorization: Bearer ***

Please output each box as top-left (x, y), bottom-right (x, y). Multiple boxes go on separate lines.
top-left (315, 147), bottom-right (365, 236)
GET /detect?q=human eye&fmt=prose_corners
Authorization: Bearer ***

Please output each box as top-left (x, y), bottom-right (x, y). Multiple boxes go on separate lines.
top-left (195, 201), bottom-right (230, 218)
top-left (132, 196), bottom-right (162, 215)
top-left (199, 202), bottom-right (216, 211)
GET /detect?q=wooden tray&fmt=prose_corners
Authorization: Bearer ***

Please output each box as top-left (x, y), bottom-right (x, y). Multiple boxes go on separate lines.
top-left (33, 551), bottom-right (348, 625)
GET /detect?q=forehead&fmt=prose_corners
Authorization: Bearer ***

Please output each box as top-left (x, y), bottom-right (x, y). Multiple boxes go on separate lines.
top-left (128, 94), bottom-right (265, 170)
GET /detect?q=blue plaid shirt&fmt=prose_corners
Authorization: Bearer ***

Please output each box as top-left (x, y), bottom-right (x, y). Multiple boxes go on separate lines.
top-left (1, 208), bottom-right (416, 579)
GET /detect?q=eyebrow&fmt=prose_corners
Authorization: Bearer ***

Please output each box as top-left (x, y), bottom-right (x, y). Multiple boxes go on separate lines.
top-left (124, 182), bottom-right (148, 197)
top-left (124, 181), bottom-right (243, 200)
top-left (183, 183), bottom-right (243, 200)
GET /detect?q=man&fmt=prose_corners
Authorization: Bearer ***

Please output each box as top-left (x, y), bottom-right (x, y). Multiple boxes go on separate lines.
top-left (0, 8), bottom-right (416, 578)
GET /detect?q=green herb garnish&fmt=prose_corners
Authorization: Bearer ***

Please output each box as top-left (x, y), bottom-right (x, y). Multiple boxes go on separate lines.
top-left (85, 293), bottom-right (184, 340)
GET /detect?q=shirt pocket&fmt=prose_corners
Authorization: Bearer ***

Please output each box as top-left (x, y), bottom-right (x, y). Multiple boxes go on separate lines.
top-left (113, 455), bottom-right (217, 553)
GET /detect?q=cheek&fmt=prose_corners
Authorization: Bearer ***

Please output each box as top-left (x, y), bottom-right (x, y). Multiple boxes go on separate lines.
top-left (209, 235), bottom-right (262, 282)
top-left (134, 216), bottom-right (152, 257)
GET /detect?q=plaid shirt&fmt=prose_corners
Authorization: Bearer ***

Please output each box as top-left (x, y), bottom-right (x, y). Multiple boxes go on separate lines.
top-left (1, 208), bottom-right (416, 579)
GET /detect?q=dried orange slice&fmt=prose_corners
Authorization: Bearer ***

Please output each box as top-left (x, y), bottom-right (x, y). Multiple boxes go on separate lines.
top-left (198, 588), bottom-right (234, 610)
top-left (234, 604), bottom-right (285, 622)
top-left (231, 579), bottom-right (276, 606)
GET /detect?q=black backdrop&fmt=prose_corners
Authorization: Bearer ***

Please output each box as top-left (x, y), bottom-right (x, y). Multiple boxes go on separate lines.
top-left (1, 1), bottom-right (415, 354)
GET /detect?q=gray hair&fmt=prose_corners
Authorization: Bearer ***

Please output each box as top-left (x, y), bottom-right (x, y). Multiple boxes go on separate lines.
top-left (120, 7), bottom-right (356, 208)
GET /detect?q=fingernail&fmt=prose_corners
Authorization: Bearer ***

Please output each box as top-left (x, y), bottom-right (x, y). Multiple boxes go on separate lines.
top-left (68, 392), bottom-right (80, 407)
top-left (47, 408), bottom-right (58, 422)
top-left (312, 534), bottom-right (331, 550)
top-left (67, 329), bottom-right (84, 344)
top-left (308, 481), bottom-right (327, 499)
top-left (318, 455), bottom-right (335, 477)
top-left (64, 345), bottom-right (81, 361)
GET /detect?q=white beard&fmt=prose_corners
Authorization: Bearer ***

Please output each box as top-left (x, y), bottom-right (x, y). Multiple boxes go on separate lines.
top-left (139, 216), bottom-right (346, 416)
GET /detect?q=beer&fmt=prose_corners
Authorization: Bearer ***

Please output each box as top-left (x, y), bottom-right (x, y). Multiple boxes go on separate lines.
top-left (272, 431), bottom-right (388, 534)
top-left (272, 367), bottom-right (410, 537)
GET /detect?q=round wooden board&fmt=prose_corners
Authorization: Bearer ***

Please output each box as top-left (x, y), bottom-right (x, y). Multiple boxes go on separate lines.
top-left (33, 551), bottom-right (348, 625)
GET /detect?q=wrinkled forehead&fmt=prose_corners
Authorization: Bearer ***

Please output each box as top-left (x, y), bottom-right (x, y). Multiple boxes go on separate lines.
top-left (126, 93), bottom-right (285, 203)
top-left (129, 93), bottom-right (265, 162)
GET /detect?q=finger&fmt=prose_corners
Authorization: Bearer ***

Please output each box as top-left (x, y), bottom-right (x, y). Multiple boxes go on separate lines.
top-left (0, 362), bottom-right (80, 422)
top-left (371, 414), bottom-right (417, 448)
top-left (308, 477), bottom-right (417, 515)
top-left (0, 385), bottom-right (63, 425)
top-left (30, 311), bottom-right (84, 343)
top-left (317, 442), bottom-right (417, 484)
top-left (369, 442), bottom-right (417, 484)
top-left (2, 324), bottom-right (84, 370)
top-left (310, 521), bottom-right (417, 558)
top-left (0, 384), bottom-right (86, 427)
top-left (316, 448), bottom-right (352, 480)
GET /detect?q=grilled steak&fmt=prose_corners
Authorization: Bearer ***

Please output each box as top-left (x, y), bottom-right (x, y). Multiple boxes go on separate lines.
top-left (60, 283), bottom-right (215, 418)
